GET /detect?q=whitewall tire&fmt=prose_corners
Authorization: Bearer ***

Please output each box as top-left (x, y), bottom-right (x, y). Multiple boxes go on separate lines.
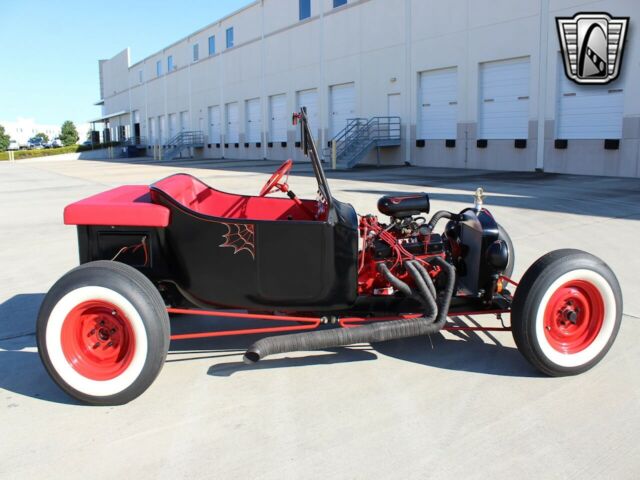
top-left (37, 261), bottom-right (170, 405)
top-left (511, 249), bottom-right (622, 376)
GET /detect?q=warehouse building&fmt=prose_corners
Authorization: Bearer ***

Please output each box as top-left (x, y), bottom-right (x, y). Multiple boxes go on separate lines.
top-left (95, 0), bottom-right (640, 177)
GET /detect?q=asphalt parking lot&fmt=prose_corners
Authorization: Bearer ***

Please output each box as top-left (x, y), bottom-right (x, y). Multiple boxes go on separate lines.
top-left (1, 155), bottom-right (639, 479)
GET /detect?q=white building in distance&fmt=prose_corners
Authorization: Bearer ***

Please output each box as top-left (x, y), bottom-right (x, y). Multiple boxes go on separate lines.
top-left (1, 118), bottom-right (90, 146)
top-left (2, 119), bottom-right (60, 146)
top-left (96, 0), bottom-right (640, 177)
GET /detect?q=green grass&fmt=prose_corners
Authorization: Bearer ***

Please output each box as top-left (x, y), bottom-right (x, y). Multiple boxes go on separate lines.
top-left (0, 145), bottom-right (94, 161)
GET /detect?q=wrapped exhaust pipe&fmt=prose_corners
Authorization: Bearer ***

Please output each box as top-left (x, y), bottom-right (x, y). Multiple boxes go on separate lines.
top-left (243, 257), bottom-right (455, 364)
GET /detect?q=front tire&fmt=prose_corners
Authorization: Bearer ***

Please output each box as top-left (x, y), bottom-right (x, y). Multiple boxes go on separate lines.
top-left (37, 261), bottom-right (170, 405)
top-left (511, 249), bottom-right (622, 376)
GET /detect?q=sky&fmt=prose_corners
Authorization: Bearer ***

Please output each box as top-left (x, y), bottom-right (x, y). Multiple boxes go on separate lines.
top-left (0, 0), bottom-right (253, 127)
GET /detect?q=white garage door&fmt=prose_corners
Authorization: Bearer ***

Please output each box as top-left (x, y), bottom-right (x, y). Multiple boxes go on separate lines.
top-left (479, 58), bottom-right (530, 139)
top-left (330, 82), bottom-right (356, 138)
top-left (556, 71), bottom-right (624, 139)
top-left (246, 98), bottom-right (262, 143)
top-left (148, 117), bottom-right (156, 143)
top-left (168, 113), bottom-right (177, 139)
top-left (179, 111), bottom-right (189, 132)
top-left (297, 88), bottom-right (319, 136)
top-left (158, 115), bottom-right (165, 143)
top-left (226, 102), bottom-right (239, 143)
top-left (208, 105), bottom-right (221, 143)
top-left (419, 68), bottom-right (457, 139)
top-left (270, 94), bottom-right (287, 142)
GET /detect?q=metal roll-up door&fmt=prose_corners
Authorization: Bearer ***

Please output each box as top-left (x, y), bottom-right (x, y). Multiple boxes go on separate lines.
top-left (297, 88), bottom-right (319, 136)
top-left (179, 111), bottom-right (189, 132)
top-left (208, 106), bottom-right (221, 143)
top-left (419, 68), bottom-right (457, 139)
top-left (246, 98), bottom-right (262, 143)
top-left (479, 58), bottom-right (530, 139)
top-left (330, 82), bottom-right (356, 138)
top-left (148, 117), bottom-right (156, 143)
top-left (556, 67), bottom-right (624, 139)
top-left (168, 113), bottom-right (177, 140)
top-left (226, 102), bottom-right (239, 143)
top-left (269, 94), bottom-right (287, 142)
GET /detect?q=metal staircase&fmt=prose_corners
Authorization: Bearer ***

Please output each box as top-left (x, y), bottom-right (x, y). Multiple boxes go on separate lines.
top-left (164, 131), bottom-right (205, 160)
top-left (123, 136), bottom-right (147, 147)
top-left (323, 116), bottom-right (401, 169)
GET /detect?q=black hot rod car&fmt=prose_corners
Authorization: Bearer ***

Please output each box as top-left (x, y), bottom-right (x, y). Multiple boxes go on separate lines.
top-left (37, 109), bottom-right (623, 405)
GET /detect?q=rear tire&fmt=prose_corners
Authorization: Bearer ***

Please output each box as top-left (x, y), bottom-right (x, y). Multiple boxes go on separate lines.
top-left (511, 249), bottom-right (622, 376)
top-left (37, 261), bottom-right (170, 405)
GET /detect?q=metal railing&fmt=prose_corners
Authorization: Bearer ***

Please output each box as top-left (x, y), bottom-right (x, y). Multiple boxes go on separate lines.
top-left (163, 130), bottom-right (205, 160)
top-left (324, 116), bottom-right (401, 169)
top-left (167, 131), bottom-right (205, 147)
top-left (122, 135), bottom-right (148, 147)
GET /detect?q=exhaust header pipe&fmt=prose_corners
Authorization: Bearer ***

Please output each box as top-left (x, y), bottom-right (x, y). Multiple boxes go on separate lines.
top-left (243, 257), bottom-right (455, 364)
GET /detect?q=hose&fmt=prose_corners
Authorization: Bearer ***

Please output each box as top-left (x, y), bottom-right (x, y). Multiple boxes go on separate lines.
top-left (243, 257), bottom-right (455, 364)
top-left (424, 210), bottom-right (458, 234)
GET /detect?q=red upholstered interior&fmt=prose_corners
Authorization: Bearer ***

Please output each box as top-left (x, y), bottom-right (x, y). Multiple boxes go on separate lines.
top-left (151, 174), bottom-right (321, 221)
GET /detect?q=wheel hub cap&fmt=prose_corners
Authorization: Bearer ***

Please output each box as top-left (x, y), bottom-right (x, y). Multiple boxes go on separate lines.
top-left (543, 280), bottom-right (605, 354)
top-left (60, 300), bottom-right (136, 380)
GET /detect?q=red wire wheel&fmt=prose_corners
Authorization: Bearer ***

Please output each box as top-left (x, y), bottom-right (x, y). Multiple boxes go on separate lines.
top-left (60, 300), bottom-right (136, 381)
top-left (543, 280), bottom-right (604, 354)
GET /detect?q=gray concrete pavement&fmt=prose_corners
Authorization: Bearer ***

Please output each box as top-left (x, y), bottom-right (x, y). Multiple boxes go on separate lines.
top-left (1, 156), bottom-right (639, 479)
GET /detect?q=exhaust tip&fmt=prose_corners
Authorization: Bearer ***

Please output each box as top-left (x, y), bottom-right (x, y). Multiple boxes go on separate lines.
top-left (243, 351), bottom-right (261, 364)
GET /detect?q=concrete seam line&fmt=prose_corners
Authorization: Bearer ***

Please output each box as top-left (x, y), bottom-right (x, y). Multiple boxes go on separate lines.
top-left (0, 331), bottom-right (35, 341)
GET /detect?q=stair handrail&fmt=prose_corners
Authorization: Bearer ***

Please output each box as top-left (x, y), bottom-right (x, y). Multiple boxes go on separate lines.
top-left (166, 130), bottom-right (205, 147)
top-left (333, 119), bottom-right (370, 158)
top-left (335, 116), bottom-right (402, 167)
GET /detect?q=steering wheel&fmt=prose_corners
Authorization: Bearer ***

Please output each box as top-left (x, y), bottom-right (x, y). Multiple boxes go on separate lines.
top-left (259, 159), bottom-right (293, 196)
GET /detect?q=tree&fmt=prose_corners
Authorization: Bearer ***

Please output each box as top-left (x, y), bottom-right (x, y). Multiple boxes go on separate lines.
top-left (35, 132), bottom-right (50, 143)
top-left (0, 124), bottom-right (10, 151)
top-left (59, 120), bottom-right (79, 146)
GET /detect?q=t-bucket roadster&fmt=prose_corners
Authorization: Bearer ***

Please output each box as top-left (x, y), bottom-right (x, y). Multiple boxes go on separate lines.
top-left (36, 109), bottom-right (623, 405)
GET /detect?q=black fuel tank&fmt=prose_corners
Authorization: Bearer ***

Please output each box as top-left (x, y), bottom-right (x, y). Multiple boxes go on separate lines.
top-left (378, 193), bottom-right (430, 218)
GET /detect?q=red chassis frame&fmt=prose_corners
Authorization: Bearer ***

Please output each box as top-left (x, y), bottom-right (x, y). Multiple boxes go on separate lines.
top-left (167, 276), bottom-right (518, 341)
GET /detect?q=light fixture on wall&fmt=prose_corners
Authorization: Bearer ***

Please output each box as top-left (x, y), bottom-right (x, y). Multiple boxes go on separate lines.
top-left (390, 77), bottom-right (397, 83)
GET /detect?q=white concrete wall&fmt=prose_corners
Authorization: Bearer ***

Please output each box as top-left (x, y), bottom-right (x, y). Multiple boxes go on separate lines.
top-left (98, 0), bottom-right (640, 176)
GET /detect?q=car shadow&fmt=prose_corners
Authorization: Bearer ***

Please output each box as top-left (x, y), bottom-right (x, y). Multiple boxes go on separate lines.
top-left (0, 293), bottom-right (81, 405)
top-left (370, 322), bottom-right (539, 378)
top-left (0, 293), bottom-right (42, 350)
top-left (206, 347), bottom-right (378, 377)
top-left (0, 350), bottom-right (81, 405)
top-left (195, 315), bottom-right (540, 378)
top-left (0, 293), bottom-right (538, 405)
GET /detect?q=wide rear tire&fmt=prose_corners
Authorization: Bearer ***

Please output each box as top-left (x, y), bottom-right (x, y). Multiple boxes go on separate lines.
top-left (511, 249), bottom-right (622, 376)
top-left (37, 261), bottom-right (170, 405)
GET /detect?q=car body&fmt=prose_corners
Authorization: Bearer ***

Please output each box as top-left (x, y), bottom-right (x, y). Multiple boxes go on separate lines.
top-left (36, 109), bottom-right (624, 405)
top-left (27, 137), bottom-right (45, 149)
